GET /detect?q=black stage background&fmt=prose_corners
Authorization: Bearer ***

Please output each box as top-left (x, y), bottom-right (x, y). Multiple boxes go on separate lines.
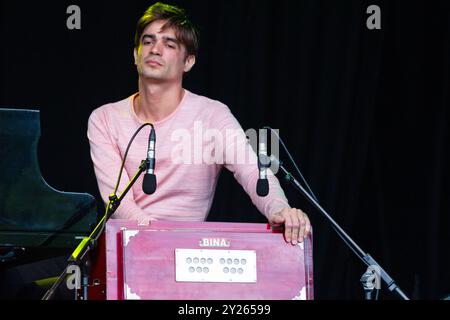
top-left (1, 0), bottom-right (449, 299)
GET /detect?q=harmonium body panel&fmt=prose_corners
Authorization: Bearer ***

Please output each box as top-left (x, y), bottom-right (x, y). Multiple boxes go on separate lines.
top-left (104, 220), bottom-right (314, 300)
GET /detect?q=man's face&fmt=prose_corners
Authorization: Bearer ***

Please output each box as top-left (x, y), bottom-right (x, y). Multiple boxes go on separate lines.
top-left (134, 20), bottom-right (195, 83)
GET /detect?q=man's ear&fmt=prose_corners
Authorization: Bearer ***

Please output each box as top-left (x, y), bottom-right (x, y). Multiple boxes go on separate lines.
top-left (133, 48), bottom-right (138, 66)
top-left (184, 55), bottom-right (196, 73)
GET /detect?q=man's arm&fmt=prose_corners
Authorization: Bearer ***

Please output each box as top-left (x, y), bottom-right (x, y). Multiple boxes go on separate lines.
top-left (87, 109), bottom-right (152, 224)
top-left (211, 104), bottom-right (311, 244)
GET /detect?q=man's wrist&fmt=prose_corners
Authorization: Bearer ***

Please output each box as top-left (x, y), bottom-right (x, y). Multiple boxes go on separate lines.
top-left (267, 204), bottom-right (290, 220)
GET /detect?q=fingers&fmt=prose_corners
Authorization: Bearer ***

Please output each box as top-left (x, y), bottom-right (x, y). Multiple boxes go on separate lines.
top-left (269, 208), bottom-right (312, 246)
top-left (283, 210), bottom-right (294, 244)
top-left (304, 213), bottom-right (311, 237)
top-left (288, 208), bottom-right (311, 245)
top-left (269, 212), bottom-right (285, 226)
top-left (280, 208), bottom-right (299, 245)
top-left (291, 208), bottom-right (301, 245)
top-left (298, 209), bottom-right (306, 241)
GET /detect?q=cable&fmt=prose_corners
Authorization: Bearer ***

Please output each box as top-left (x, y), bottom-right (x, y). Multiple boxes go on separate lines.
top-left (263, 126), bottom-right (369, 267)
top-left (113, 123), bottom-right (153, 195)
top-left (263, 126), bottom-right (318, 202)
top-left (99, 122), bottom-right (153, 237)
top-left (42, 123), bottom-right (153, 300)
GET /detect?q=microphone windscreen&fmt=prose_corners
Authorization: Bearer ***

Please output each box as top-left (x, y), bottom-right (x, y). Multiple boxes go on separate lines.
top-left (256, 179), bottom-right (269, 197)
top-left (143, 173), bottom-right (157, 195)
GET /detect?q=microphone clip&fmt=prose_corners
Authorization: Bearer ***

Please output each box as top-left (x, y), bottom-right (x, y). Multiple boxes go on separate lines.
top-left (258, 153), bottom-right (271, 171)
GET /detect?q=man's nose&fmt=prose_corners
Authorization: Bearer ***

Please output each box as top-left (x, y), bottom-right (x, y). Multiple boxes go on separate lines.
top-left (150, 41), bottom-right (162, 56)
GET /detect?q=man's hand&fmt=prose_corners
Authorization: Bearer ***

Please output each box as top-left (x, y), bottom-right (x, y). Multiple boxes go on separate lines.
top-left (268, 208), bottom-right (311, 245)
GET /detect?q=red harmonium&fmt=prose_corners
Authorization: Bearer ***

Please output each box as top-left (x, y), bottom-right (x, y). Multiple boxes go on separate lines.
top-left (91, 219), bottom-right (313, 300)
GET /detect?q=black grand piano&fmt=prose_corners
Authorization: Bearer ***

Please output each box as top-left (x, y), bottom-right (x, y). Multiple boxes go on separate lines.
top-left (0, 108), bottom-right (98, 298)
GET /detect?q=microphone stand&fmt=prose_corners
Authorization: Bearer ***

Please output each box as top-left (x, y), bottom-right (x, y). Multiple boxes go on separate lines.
top-left (273, 157), bottom-right (410, 300)
top-left (42, 159), bottom-right (148, 300)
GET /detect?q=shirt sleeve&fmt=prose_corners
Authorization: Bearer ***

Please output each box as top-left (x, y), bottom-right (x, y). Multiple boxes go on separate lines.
top-left (209, 104), bottom-right (290, 219)
top-left (87, 109), bottom-right (151, 224)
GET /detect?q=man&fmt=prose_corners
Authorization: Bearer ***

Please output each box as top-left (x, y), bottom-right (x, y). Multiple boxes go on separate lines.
top-left (87, 2), bottom-right (311, 245)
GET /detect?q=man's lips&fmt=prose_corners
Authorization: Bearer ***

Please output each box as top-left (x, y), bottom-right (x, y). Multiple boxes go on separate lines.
top-left (145, 59), bottom-right (163, 66)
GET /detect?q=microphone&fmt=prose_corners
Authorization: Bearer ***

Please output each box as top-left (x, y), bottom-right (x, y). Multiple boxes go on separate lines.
top-left (142, 126), bottom-right (157, 194)
top-left (257, 130), bottom-right (271, 197)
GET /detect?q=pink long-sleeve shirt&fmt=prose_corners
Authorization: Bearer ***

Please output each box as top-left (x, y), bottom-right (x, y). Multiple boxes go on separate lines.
top-left (87, 89), bottom-right (289, 223)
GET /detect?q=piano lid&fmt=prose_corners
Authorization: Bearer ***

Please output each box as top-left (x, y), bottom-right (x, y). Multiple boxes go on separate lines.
top-left (0, 108), bottom-right (98, 249)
